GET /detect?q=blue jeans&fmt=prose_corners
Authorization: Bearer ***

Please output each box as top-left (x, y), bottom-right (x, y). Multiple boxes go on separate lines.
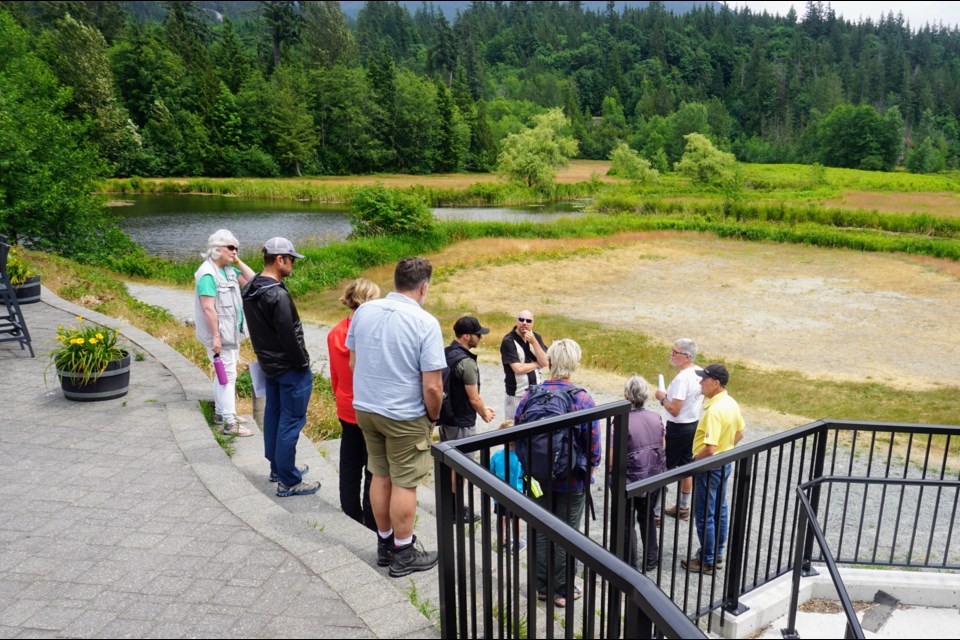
top-left (693, 464), bottom-right (731, 565)
top-left (264, 366), bottom-right (313, 487)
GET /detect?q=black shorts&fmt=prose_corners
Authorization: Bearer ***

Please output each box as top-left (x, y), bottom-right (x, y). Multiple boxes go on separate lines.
top-left (664, 420), bottom-right (698, 470)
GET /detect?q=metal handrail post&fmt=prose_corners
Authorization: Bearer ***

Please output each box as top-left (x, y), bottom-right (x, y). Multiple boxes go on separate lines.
top-left (624, 592), bottom-right (654, 639)
top-left (723, 456), bottom-right (753, 614)
top-left (802, 426), bottom-right (828, 575)
top-left (435, 449), bottom-right (459, 638)
top-left (781, 504), bottom-right (808, 639)
top-left (606, 407), bottom-right (630, 639)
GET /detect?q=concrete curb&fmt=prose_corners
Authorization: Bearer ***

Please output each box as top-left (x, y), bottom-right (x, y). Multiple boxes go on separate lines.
top-left (39, 285), bottom-right (437, 639)
top-left (714, 566), bottom-right (960, 638)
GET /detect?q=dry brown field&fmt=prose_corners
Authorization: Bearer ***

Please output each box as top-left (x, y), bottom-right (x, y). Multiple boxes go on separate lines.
top-left (424, 233), bottom-right (960, 393)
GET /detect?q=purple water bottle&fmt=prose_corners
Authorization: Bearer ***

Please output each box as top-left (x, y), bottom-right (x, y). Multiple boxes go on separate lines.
top-left (213, 354), bottom-right (228, 385)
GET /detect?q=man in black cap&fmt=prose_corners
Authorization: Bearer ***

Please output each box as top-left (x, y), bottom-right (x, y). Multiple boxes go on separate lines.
top-left (438, 316), bottom-right (496, 522)
top-left (681, 363), bottom-right (745, 575)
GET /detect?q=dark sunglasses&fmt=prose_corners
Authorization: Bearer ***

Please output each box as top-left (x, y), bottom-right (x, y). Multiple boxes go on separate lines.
top-left (518, 317), bottom-right (533, 324)
top-left (222, 245), bottom-right (239, 252)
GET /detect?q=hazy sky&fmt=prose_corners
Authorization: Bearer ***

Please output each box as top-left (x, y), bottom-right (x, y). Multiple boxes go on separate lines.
top-left (732, 1), bottom-right (960, 29)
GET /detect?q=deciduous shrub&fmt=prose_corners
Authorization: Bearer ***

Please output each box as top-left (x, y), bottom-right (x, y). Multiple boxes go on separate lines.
top-left (607, 143), bottom-right (659, 183)
top-left (348, 185), bottom-right (434, 237)
top-left (674, 133), bottom-right (738, 186)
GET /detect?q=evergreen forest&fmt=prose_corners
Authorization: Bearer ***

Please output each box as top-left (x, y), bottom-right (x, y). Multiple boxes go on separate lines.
top-left (4, 0), bottom-right (960, 184)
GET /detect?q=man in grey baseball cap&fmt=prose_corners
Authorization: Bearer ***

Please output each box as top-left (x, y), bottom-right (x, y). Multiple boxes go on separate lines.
top-left (263, 236), bottom-right (305, 259)
top-left (242, 237), bottom-right (317, 497)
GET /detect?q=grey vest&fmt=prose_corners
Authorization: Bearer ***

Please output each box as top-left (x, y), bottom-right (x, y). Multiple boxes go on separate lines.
top-left (194, 259), bottom-right (245, 348)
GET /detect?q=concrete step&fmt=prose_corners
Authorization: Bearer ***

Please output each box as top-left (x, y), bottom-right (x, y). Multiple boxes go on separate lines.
top-left (229, 418), bottom-right (444, 636)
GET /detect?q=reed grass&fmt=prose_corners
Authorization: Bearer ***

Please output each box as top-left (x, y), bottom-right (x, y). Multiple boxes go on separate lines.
top-left (99, 176), bottom-right (602, 206)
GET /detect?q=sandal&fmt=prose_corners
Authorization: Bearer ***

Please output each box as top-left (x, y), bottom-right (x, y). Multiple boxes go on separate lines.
top-left (554, 585), bottom-right (581, 607)
top-left (223, 423), bottom-right (255, 437)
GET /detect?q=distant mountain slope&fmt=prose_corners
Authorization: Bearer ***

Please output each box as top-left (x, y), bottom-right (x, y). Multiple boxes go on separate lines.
top-left (126, 1), bottom-right (722, 23)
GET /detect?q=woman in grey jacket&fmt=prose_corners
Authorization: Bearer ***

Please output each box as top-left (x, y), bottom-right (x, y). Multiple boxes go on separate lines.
top-left (611, 374), bottom-right (666, 572)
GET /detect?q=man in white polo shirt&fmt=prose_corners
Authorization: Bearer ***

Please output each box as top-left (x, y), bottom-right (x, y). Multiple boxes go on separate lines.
top-left (654, 338), bottom-right (704, 522)
top-left (346, 257), bottom-right (445, 578)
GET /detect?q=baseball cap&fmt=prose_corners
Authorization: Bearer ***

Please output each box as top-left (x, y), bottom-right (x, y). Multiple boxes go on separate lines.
top-left (453, 316), bottom-right (490, 336)
top-left (263, 237), bottom-right (305, 259)
top-left (695, 363), bottom-right (729, 386)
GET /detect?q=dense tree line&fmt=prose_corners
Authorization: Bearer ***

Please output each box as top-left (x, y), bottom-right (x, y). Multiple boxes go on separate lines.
top-left (2, 1), bottom-right (960, 178)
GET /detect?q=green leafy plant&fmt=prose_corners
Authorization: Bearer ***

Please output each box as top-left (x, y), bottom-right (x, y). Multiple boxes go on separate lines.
top-left (607, 143), bottom-right (659, 183)
top-left (674, 133), bottom-right (738, 186)
top-left (200, 399), bottom-right (235, 457)
top-left (406, 579), bottom-right (439, 622)
top-left (46, 316), bottom-right (126, 384)
top-left (5, 247), bottom-right (37, 287)
top-left (235, 369), bottom-right (254, 398)
top-left (348, 185), bottom-right (435, 238)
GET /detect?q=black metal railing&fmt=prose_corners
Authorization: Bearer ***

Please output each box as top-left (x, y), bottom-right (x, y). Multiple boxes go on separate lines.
top-left (784, 471), bottom-right (960, 639)
top-left (624, 419), bottom-right (960, 635)
top-left (433, 399), bottom-right (703, 638)
top-left (434, 410), bottom-right (960, 638)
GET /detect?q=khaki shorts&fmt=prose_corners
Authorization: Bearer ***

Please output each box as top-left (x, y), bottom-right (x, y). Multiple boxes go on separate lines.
top-left (356, 410), bottom-right (433, 488)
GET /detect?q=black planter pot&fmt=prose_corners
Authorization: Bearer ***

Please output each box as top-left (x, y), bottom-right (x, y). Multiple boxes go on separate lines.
top-left (58, 351), bottom-right (131, 402)
top-left (14, 275), bottom-right (40, 304)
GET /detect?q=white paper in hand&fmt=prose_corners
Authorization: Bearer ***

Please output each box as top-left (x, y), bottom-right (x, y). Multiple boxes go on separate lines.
top-left (248, 361), bottom-right (267, 399)
top-left (658, 374), bottom-right (665, 393)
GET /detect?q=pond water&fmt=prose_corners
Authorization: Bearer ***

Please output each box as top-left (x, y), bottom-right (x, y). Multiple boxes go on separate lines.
top-left (113, 194), bottom-right (585, 259)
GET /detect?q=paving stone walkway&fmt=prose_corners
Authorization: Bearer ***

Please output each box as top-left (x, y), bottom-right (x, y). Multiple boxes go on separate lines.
top-left (0, 290), bottom-right (436, 639)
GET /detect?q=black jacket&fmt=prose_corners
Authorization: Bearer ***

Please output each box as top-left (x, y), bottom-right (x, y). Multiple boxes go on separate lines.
top-left (241, 274), bottom-right (310, 378)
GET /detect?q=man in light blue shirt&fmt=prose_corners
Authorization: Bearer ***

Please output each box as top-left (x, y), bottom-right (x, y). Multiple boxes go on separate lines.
top-left (346, 257), bottom-right (445, 578)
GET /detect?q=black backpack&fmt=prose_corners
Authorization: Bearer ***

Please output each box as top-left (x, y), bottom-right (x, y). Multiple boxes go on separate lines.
top-left (514, 385), bottom-right (588, 481)
top-left (438, 344), bottom-right (471, 424)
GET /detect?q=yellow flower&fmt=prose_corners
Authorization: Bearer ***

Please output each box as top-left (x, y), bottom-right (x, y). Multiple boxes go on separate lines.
top-left (76, 316), bottom-right (84, 322)
top-left (96, 333), bottom-right (104, 340)
top-left (57, 336), bottom-right (65, 342)
top-left (89, 339), bottom-right (98, 345)
top-left (76, 338), bottom-right (85, 345)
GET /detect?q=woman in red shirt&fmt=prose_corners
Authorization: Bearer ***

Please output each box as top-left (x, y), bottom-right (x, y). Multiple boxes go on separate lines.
top-left (328, 278), bottom-right (381, 529)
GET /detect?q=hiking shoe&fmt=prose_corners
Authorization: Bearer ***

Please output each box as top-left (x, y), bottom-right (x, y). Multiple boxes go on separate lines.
top-left (276, 480), bottom-right (321, 497)
top-left (458, 506), bottom-right (480, 524)
top-left (269, 464), bottom-right (309, 483)
top-left (665, 504), bottom-right (690, 521)
top-left (681, 556), bottom-right (714, 575)
top-left (501, 538), bottom-right (527, 554)
top-left (388, 536), bottom-right (438, 577)
top-left (377, 533), bottom-right (394, 567)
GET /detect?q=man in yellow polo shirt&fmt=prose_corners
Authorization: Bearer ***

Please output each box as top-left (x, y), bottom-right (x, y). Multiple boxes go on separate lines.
top-left (681, 364), bottom-right (745, 575)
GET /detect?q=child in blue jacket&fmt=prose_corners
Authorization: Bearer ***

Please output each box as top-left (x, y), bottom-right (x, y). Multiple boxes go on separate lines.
top-left (489, 420), bottom-right (526, 552)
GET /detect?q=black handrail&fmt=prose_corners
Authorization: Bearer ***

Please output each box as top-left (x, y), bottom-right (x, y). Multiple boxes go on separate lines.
top-left (434, 441), bottom-right (704, 639)
top-left (785, 481), bottom-right (865, 639)
top-left (434, 405), bottom-right (960, 638)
